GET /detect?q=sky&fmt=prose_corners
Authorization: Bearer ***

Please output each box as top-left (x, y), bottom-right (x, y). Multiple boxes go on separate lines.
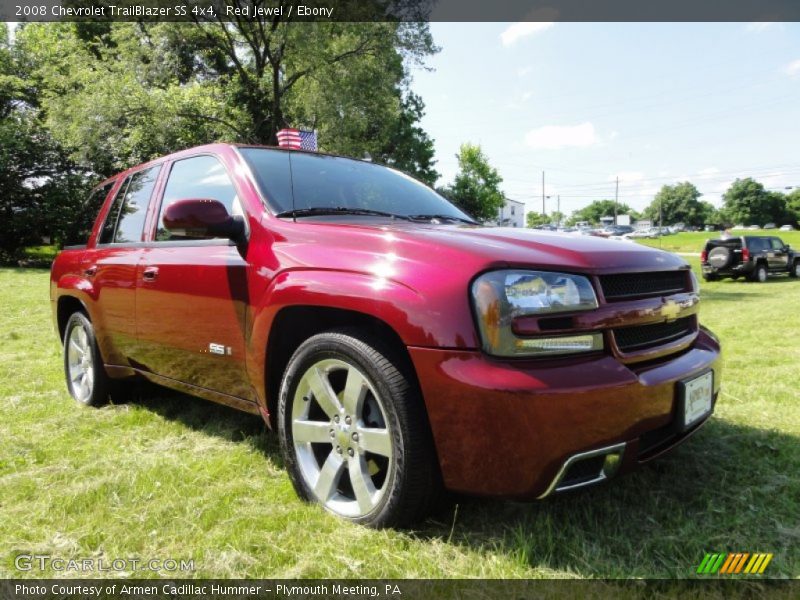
top-left (411, 22), bottom-right (800, 218)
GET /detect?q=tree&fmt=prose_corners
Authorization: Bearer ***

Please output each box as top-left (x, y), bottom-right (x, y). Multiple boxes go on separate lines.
top-left (526, 212), bottom-right (550, 228)
top-left (372, 92), bottom-right (438, 185)
top-left (441, 143), bottom-right (505, 222)
top-left (642, 182), bottom-right (713, 227)
top-left (784, 189), bottom-right (800, 225)
top-left (17, 20), bottom-right (439, 177)
top-left (550, 211), bottom-right (565, 227)
top-left (0, 24), bottom-right (92, 262)
top-left (721, 178), bottom-right (787, 226)
top-left (569, 200), bottom-right (635, 226)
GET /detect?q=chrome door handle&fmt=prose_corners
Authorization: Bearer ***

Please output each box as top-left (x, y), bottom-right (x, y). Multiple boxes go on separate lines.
top-left (142, 266), bottom-right (159, 282)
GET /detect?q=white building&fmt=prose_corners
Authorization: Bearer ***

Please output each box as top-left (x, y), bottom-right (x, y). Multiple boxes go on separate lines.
top-left (494, 198), bottom-right (525, 228)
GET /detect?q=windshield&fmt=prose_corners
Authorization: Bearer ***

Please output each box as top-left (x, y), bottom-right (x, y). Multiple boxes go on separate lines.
top-left (239, 148), bottom-right (473, 222)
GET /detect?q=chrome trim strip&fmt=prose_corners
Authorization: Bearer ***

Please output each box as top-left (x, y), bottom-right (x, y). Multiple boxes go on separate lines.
top-left (537, 442), bottom-right (627, 499)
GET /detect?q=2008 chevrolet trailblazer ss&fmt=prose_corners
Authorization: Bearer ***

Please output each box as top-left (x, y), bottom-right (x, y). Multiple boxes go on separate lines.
top-left (51, 144), bottom-right (721, 527)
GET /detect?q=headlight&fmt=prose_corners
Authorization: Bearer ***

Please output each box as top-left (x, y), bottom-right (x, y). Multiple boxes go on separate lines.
top-left (471, 270), bottom-right (602, 357)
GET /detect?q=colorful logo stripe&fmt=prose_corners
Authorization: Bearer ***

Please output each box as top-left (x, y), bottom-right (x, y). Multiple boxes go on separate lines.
top-left (697, 552), bottom-right (773, 574)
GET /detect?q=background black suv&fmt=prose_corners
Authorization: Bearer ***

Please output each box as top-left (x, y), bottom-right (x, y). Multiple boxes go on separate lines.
top-left (701, 236), bottom-right (799, 282)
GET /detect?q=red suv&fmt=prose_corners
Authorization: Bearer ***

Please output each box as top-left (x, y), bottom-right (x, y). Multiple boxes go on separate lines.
top-left (51, 144), bottom-right (721, 527)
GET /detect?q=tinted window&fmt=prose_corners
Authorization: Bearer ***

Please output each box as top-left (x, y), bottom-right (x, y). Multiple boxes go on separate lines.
top-left (99, 180), bottom-right (128, 244)
top-left (156, 155), bottom-right (238, 241)
top-left (771, 238), bottom-right (785, 250)
top-left (237, 148), bottom-right (292, 209)
top-left (240, 148), bottom-right (472, 221)
top-left (66, 182), bottom-right (114, 246)
top-left (748, 238), bottom-right (768, 252)
top-left (113, 166), bottom-right (160, 243)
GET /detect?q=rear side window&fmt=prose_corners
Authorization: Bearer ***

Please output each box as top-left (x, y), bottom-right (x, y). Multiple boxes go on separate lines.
top-left (747, 238), bottom-right (769, 252)
top-left (66, 182), bottom-right (114, 246)
top-left (113, 166), bottom-right (161, 243)
top-left (156, 155), bottom-right (239, 241)
top-left (98, 181), bottom-right (128, 244)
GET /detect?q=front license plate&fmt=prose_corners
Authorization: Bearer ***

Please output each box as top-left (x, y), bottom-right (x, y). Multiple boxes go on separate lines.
top-left (680, 371), bottom-right (713, 429)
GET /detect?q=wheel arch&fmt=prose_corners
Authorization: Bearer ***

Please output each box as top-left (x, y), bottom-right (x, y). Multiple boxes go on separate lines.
top-left (263, 305), bottom-right (421, 425)
top-left (56, 295), bottom-right (90, 341)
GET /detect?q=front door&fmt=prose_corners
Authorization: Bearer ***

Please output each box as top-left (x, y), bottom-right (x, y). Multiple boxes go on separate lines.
top-left (132, 154), bottom-right (254, 400)
top-left (768, 237), bottom-right (789, 271)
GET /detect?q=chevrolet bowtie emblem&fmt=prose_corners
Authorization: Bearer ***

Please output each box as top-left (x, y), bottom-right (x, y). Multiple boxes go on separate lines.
top-left (661, 300), bottom-right (681, 322)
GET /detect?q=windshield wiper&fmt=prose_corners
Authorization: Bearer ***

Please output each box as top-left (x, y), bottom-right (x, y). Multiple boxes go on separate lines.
top-left (407, 214), bottom-right (479, 225)
top-left (275, 207), bottom-right (412, 220)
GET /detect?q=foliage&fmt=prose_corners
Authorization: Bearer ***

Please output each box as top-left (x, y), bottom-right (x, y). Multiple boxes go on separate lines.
top-left (16, 21), bottom-right (439, 179)
top-left (440, 143), bottom-right (505, 222)
top-left (721, 178), bottom-right (788, 226)
top-left (568, 199), bottom-right (635, 226)
top-left (642, 182), bottom-right (714, 227)
top-left (784, 188), bottom-right (800, 225)
top-left (0, 25), bottom-right (93, 263)
top-left (526, 211), bottom-right (551, 228)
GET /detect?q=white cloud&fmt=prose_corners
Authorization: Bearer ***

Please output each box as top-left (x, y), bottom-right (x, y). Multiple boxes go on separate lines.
top-left (611, 171), bottom-right (645, 184)
top-left (746, 22), bottom-right (778, 33)
top-left (697, 167), bottom-right (720, 178)
top-left (524, 122), bottom-right (597, 149)
top-left (785, 59), bottom-right (800, 77)
top-left (517, 66), bottom-right (533, 78)
top-left (500, 22), bottom-right (554, 47)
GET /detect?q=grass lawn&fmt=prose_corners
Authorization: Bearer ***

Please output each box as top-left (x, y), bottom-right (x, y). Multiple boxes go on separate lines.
top-left (1, 259), bottom-right (798, 580)
top-left (636, 230), bottom-right (800, 254)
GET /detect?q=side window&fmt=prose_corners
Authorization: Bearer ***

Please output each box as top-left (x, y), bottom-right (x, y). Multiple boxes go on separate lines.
top-left (771, 238), bottom-right (785, 250)
top-left (66, 181), bottom-right (114, 246)
top-left (98, 180), bottom-right (129, 244)
top-left (156, 155), bottom-right (239, 241)
top-left (113, 166), bottom-right (161, 244)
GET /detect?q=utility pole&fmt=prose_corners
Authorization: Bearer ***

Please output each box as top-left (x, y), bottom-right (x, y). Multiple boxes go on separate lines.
top-left (542, 171), bottom-right (546, 216)
top-left (614, 176), bottom-right (619, 225)
top-left (557, 195), bottom-right (561, 226)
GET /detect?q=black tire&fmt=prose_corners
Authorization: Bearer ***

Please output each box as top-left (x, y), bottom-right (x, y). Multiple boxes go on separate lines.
top-left (749, 263), bottom-right (768, 283)
top-left (790, 260), bottom-right (800, 278)
top-left (277, 329), bottom-right (442, 528)
top-left (702, 273), bottom-right (719, 282)
top-left (63, 312), bottom-right (110, 406)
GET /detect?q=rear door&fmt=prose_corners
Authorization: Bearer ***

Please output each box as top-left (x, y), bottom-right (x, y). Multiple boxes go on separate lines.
top-left (132, 154), bottom-right (254, 400)
top-left (89, 166), bottom-right (161, 364)
top-left (768, 237), bottom-right (790, 270)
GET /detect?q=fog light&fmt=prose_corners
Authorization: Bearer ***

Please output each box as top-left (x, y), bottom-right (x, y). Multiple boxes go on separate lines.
top-left (514, 333), bottom-right (603, 356)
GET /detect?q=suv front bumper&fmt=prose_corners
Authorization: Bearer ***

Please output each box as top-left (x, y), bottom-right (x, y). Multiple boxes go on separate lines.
top-left (409, 328), bottom-right (721, 499)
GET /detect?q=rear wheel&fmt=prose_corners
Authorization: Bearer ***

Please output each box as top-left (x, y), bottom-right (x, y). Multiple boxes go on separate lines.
top-left (702, 273), bottom-right (719, 282)
top-left (750, 263), bottom-right (768, 283)
top-left (63, 312), bottom-right (110, 406)
top-left (277, 329), bottom-right (441, 527)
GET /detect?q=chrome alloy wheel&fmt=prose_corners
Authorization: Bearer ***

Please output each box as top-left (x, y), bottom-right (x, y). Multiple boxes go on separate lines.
top-left (66, 323), bottom-right (94, 403)
top-left (291, 359), bottom-right (394, 518)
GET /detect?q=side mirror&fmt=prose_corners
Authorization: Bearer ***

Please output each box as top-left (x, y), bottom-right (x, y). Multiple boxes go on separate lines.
top-left (162, 198), bottom-right (246, 243)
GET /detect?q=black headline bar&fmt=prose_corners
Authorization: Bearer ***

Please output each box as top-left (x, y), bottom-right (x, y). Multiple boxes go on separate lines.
top-left (3, 0), bottom-right (800, 23)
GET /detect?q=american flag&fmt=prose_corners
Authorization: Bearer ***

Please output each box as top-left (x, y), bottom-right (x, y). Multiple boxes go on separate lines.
top-left (276, 128), bottom-right (318, 151)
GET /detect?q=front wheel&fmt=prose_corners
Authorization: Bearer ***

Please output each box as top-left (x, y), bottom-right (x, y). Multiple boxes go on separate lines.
top-left (63, 312), bottom-right (110, 406)
top-left (790, 261), bottom-right (800, 278)
top-left (277, 329), bottom-right (441, 527)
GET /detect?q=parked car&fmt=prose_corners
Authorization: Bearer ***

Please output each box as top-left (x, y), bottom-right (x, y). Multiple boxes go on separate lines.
top-left (701, 236), bottom-right (799, 282)
top-left (780, 224), bottom-right (795, 231)
top-left (51, 144), bottom-right (722, 527)
top-left (746, 225), bottom-right (760, 231)
top-left (764, 223), bottom-right (776, 230)
top-left (602, 225), bottom-right (635, 237)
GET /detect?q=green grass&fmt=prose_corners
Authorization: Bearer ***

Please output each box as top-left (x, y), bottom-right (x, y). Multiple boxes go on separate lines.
top-left (636, 230), bottom-right (800, 254)
top-left (1, 265), bottom-right (798, 580)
